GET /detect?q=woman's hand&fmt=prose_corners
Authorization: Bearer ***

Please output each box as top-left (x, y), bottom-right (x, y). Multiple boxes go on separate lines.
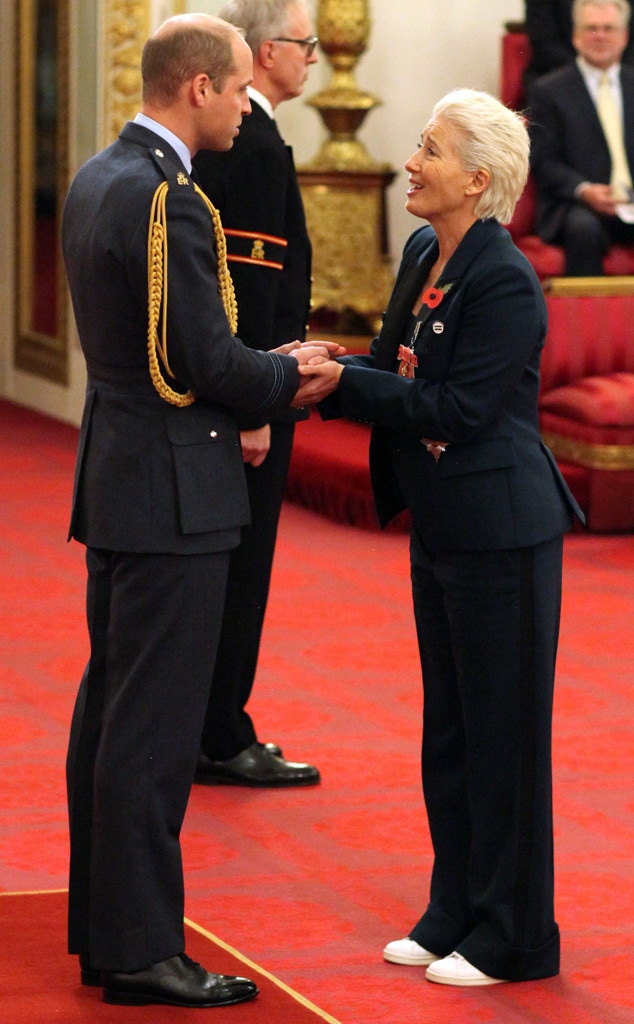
top-left (273, 339), bottom-right (347, 359)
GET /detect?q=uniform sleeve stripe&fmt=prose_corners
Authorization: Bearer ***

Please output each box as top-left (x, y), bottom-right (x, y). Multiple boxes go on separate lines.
top-left (227, 254), bottom-right (284, 271)
top-left (224, 228), bottom-right (288, 247)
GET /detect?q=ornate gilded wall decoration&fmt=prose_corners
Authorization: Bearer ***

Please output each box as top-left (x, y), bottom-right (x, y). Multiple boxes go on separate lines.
top-left (102, 0), bottom-right (150, 145)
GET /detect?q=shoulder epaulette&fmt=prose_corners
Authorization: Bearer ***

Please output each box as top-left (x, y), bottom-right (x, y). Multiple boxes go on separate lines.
top-left (146, 164), bottom-right (238, 407)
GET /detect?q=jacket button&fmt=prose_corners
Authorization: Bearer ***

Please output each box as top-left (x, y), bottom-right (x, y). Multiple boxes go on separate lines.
top-left (210, 430), bottom-right (217, 438)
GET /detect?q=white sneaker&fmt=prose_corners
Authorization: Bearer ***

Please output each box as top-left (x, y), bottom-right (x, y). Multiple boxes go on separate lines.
top-left (425, 951), bottom-right (505, 986)
top-left (383, 938), bottom-right (440, 966)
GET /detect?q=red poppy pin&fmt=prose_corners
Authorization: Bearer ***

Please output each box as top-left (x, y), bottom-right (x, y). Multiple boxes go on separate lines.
top-left (421, 283), bottom-right (453, 309)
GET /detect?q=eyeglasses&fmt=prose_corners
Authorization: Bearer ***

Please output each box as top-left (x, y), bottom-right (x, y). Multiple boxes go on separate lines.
top-left (580, 24), bottom-right (624, 35)
top-left (271, 35), bottom-right (319, 57)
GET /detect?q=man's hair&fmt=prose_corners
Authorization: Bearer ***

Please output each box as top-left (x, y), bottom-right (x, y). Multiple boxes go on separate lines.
top-left (430, 89), bottom-right (530, 225)
top-left (572, 0), bottom-right (631, 30)
top-left (142, 19), bottom-right (240, 105)
top-left (218, 0), bottom-right (302, 54)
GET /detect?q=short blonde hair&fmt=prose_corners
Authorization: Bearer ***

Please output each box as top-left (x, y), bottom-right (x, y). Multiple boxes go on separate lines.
top-left (430, 88), bottom-right (529, 225)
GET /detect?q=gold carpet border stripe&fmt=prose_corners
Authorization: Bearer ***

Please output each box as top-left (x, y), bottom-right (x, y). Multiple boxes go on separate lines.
top-left (541, 431), bottom-right (634, 470)
top-left (184, 916), bottom-right (343, 1024)
top-left (0, 888), bottom-right (68, 896)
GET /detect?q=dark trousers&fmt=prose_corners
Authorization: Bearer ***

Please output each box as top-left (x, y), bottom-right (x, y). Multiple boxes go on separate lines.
top-left (561, 204), bottom-right (634, 275)
top-left (407, 531), bottom-right (563, 981)
top-left (200, 422), bottom-right (295, 760)
top-left (67, 546), bottom-right (230, 970)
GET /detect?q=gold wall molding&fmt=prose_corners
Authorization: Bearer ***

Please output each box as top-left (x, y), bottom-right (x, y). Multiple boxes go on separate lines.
top-left (102, 0), bottom-right (150, 145)
top-left (102, 0), bottom-right (187, 147)
top-left (15, 0), bottom-right (69, 384)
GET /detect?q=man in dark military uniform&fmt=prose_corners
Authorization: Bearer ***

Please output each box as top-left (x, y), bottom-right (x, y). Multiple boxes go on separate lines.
top-left (62, 13), bottom-right (335, 1007)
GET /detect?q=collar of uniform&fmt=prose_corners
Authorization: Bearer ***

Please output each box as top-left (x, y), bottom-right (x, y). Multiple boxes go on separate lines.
top-left (247, 86), bottom-right (275, 120)
top-left (134, 112), bottom-right (193, 172)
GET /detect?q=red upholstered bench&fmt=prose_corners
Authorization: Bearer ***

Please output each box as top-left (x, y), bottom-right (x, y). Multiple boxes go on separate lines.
top-left (539, 285), bottom-right (634, 531)
top-left (286, 412), bottom-right (410, 532)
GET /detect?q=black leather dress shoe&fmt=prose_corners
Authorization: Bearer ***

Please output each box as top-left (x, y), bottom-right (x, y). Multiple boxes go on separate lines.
top-left (195, 742), bottom-right (320, 787)
top-left (102, 952), bottom-right (258, 1007)
top-left (79, 954), bottom-right (102, 987)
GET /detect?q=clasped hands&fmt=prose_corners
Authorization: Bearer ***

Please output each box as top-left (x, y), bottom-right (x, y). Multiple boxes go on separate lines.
top-left (272, 339), bottom-right (346, 408)
top-left (242, 341), bottom-right (346, 467)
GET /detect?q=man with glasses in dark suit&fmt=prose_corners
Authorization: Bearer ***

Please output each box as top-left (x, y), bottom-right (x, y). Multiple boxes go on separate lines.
top-left (193, 0), bottom-right (321, 788)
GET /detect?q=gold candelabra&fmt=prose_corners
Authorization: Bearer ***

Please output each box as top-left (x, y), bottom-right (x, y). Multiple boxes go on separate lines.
top-left (299, 0), bottom-right (395, 334)
top-left (304, 0), bottom-right (387, 172)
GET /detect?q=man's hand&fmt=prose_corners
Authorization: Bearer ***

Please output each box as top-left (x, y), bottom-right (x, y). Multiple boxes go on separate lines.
top-left (272, 339), bottom-right (347, 360)
top-left (240, 424), bottom-right (271, 467)
top-left (578, 183), bottom-right (619, 216)
top-left (291, 360), bottom-right (344, 407)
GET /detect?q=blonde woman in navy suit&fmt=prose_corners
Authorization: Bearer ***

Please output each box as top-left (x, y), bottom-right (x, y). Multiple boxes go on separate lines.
top-left (295, 89), bottom-right (584, 987)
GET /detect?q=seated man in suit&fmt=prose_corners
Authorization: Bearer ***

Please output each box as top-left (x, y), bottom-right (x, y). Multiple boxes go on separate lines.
top-left (523, 0), bottom-right (634, 87)
top-left (528, 0), bottom-right (634, 274)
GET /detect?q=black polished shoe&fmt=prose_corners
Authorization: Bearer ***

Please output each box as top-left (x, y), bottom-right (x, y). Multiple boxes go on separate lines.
top-left (195, 742), bottom-right (320, 787)
top-left (79, 954), bottom-right (102, 987)
top-left (102, 952), bottom-right (258, 1007)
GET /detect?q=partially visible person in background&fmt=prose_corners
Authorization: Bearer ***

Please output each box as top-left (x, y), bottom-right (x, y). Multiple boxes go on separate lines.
top-left (292, 88), bottom-right (584, 986)
top-left (193, 0), bottom-right (321, 789)
top-left (528, 0), bottom-right (634, 275)
top-left (524, 0), bottom-right (634, 87)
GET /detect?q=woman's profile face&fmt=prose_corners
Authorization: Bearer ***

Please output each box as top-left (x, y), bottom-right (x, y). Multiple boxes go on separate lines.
top-left (404, 118), bottom-right (475, 223)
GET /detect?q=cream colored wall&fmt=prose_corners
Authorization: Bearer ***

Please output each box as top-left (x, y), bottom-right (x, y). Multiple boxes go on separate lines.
top-left (0, 0), bottom-right (523, 424)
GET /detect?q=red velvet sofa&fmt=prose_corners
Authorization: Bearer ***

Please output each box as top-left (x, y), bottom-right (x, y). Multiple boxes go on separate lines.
top-left (539, 285), bottom-right (634, 530)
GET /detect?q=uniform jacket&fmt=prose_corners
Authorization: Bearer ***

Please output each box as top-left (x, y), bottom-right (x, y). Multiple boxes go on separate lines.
top-left (322, 219), bottom-right (583, 550)
top-left (528, 63), bottom-right (634, 241)
top-left (193, 100), bottom-right (312, 428)
top-left (62, 121), bottom-right (301, 554)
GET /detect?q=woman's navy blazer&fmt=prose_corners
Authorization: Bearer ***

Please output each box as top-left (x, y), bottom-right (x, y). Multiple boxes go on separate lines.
top-left (324, 219), bottom-right (583, 550)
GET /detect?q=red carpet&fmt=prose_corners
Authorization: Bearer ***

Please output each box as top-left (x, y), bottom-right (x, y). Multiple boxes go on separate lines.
top-left (2, 891), bottom-right (338, 1023)
top-left (1, 399), bottom-right (633, 1024)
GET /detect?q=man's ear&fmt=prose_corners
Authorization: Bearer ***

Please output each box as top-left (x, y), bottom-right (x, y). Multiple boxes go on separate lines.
top-left (258, 40), bottom-right (276, 70)
top-left (190, 73), bottom-right (211, 108)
